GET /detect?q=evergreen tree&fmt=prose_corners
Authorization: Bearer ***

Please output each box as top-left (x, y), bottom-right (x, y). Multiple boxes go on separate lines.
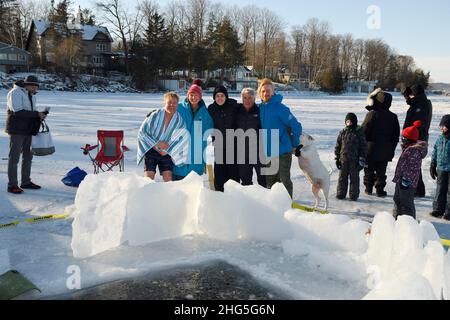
top-left (143, 11), bottom-right (170, 82)
top-left (80, 8), bottom-right (96, 25)
top-left (209, 17), bottom-right (244, 82)
top-left (383, 54), bottom-right (400, 90)
top-left (320, 67), bottom-right (344, 93)
top-left (50, 0), bottom-right (71, 24)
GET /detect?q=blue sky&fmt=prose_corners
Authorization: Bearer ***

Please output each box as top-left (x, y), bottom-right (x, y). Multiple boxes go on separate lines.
top-left (74, 0), bottom-right (450, 82)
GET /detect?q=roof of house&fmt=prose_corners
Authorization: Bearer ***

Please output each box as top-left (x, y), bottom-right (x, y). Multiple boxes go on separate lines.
top-left (32, 20), bottom-right (113, 42)
top-left (0, 42), bottom-right (30, 55)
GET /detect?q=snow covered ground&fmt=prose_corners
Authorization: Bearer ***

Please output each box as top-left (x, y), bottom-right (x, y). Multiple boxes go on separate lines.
top-left (0, 90), bottom-right (449, 300)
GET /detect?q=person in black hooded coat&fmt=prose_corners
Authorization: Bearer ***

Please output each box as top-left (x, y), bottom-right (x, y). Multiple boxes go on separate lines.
top-left (208, 85), bottom-right (240, 192)
top-left (401, 84), bottom-right (433, 197)
top-left (361, 88), bottom-right (401, 197)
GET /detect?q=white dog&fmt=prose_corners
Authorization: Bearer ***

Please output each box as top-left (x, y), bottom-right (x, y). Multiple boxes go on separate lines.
top-left (297, 133), bottom-right (330, 211)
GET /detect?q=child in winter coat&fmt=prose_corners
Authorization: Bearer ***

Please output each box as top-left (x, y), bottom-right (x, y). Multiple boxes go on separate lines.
top-left (430, 115), bottom-right (450, 220)
top-left (335, 113), bottom-right (368, 201)
top-left (392, 121), bottom-right (428, 219)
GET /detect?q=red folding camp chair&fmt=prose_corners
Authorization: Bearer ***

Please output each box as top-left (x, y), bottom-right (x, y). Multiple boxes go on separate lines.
top-left (81, 130), bottom-right (130, 174)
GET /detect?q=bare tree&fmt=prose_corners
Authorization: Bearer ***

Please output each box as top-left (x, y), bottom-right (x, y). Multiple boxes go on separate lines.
top-left (96, 0), bottom-right (143, 74)
top-left (291, 25), bottom-right (306, 79)
top-left (127, 1), bottom-right (145, 51)
top-left (247, 5), bottom-right (260, 69)
top-left (363, 39), bottom-right (390, 82)
top-left (351, 38), bottom-right (365, 80)
top-left (165, 0), bottom-right (188, 38)
top-left (225, 4), bottom-right (240, 32)
top-left (339, 33), bottom-right (354, 79)
top-left (302, 18), bottom-right (331, 83)
top-left (141, 0), bottom-right (158, 19)
top-left (259, 8), bottom-right (283, 78)
top-left (237, 8), bottom-right (251, 65)
top-left (187, 0), bottom-right (209, 45)
top-left (16, 0), bottom-right (52, 44)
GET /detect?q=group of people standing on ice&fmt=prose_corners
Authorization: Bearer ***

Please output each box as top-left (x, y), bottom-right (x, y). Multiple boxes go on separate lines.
top-left (137, 79), bottom-right (449, 221)
top-left (137, 78), bottom-right (303, 198)
top-left (334, 84), bottom-right (450, 220)
top-left (5, 74), bottom-right (447, 222)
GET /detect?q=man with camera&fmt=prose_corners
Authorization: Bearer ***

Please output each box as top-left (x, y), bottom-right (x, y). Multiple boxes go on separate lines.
top-left (5, 75), bottom-right (48, 194)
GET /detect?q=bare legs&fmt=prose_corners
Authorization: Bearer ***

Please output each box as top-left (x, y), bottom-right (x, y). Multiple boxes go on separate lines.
top-left (145, 171), bottom-right (172, 182)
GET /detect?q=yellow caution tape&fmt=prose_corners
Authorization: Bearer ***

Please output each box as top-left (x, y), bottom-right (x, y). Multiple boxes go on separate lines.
top-left (0, 214), bottom-right (69, 229)
top-left (292, 202), bottom-right (328, 215)
top-left (24, 214), bottom-right (69, 223)
top-left (0, 221), bottom-right (20, 229)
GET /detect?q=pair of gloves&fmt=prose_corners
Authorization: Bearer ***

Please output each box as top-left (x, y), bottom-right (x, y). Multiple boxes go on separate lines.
top-left (430, 161), bottom-right (438, 180)
top-left (294, 145), bottom-right (303, 158)
top-left (336, 157), bottom-right (366, 171)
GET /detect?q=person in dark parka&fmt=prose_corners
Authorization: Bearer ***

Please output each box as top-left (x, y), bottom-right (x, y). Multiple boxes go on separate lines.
top-left (335, 113), bottom-right (368, 201)
top-left (236, 87), bottom-right (266, 188)
top-left (430, 115), bottom-right (450, 220)
top-left (401, 84), bottom-right (433, 197)
top-left (362, 88), bottom-right (401, 197)
top-left (208, 85), bottom-right (240, 192)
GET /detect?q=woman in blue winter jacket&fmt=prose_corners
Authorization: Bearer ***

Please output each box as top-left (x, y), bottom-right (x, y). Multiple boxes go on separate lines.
top-left (172, 80), bottom-right (214, 180)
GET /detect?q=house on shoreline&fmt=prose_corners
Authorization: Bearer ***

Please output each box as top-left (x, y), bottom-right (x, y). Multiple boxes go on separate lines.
top-left (0, 42), bottom-right (30, 74)
top-left (26, 17), bottom-right (113, 76)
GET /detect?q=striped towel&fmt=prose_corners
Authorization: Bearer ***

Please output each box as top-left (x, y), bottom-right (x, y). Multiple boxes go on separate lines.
top-left (137, 109), bottom-right (188, 166)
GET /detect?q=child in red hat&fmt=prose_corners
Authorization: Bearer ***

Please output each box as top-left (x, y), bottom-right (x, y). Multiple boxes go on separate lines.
top-left (392, 121), bottom-right (428, 219)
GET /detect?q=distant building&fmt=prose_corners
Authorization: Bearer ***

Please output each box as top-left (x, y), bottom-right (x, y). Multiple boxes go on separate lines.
top-left (232, 66), bottom-right (259, 91)
top-left (0, 42), bottom-right (30, 73)
top-left (158, 79), bottom-right (188, 92)
top-left (26, 14), bottom-right (113, 75)
top-left (345, 79), bottom-right (378, 93)
top-left (278, 72), bottom-right (299, 84)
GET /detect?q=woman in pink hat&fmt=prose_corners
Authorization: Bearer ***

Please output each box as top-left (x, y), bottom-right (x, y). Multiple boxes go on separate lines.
top-left (172, 80), bottom-right (214, 180)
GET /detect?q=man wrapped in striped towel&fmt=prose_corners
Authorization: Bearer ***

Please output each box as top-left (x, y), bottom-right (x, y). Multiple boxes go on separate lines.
top-left (137, 92), bottom-right (188, 182)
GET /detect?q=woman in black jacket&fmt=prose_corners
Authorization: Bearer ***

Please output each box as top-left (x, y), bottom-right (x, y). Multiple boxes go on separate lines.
top-left (362, 88), bottom-right (400, 197)
top-left (236, 88), bottom-right (266, 188)
top-left (207, 85), bottom-right (239, 192)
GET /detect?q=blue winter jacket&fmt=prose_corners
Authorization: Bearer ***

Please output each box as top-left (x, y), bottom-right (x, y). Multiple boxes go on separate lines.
top-left (259, 94), bottom-right (302, 158)
top-left (173, 99), bottom-right (214, 177)
top-left (432, 134), bottom-right (450, 172)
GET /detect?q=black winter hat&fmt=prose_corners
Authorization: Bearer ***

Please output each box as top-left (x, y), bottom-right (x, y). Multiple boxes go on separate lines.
top-left (410, 84), bottom-right (425, 96)
top-left (23, 75), bottom-right (39, 87)
top-left (440, 114), bottom-right (450, 129)
top-left (345, 113), bottom-right (358, 127)
top-left (213, 85), bottom-right (229, 100)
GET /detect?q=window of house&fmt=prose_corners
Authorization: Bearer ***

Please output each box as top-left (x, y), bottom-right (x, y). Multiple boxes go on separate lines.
top-left (8, 53), bottom-right (18, 61)
top-left (93, 56), bottom-right (104, 64)
top-left (18, 54), bottom-right (26, 61)
top-left (96, 43), bottom-right (106, 52)
top-left (0, 53), bottom-right (7, 60)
